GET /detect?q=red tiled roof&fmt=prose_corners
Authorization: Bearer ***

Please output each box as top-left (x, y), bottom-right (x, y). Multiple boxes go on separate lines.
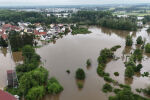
top-left (34, 30), bottom-right (47, 35)
top-left (2, 24), bottom-right (20, 31)
top-left (0, 90), bottom-right (17, 100)
top-left (2, 24), bottom-right (12, 29)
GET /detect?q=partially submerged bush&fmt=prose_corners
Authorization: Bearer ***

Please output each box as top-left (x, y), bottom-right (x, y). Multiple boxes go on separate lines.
top-left (77, 81), bottom-right (83, 89)
top-left (76, 68), bottom-right (85, 80)
top-left (136, 36), bottom-right (143, 45)
top-left (86, 59), bottom-right (91, 66)
top-left (111, 45), bottom-right (121, 51)
top-left (134, 64), bottom-right (143, 72)
top-left (125, 66), bottom-right (134, 78)
top-left (26, 86), bottom-right (45, 100)
top-left (104, 76), bottom-right (113, 82)
top-left (102, 83), bottom-right (113, 93)
top-left (97, 65), bottom-right (109, 77)
top-left (114, 72), bottom-right (119, 76)
top-left (145, 43), bottom-right (150, 53)
top-left (126, 35), bottom-right (133, 46)
top-left (133, 49), bottom-right (143, 61)
top-left (113, 88), bottom-right (121, 94)
top-left (46, 77), bottom-right (63, 94)
top-left (142, 72), bottom-right (149, 77)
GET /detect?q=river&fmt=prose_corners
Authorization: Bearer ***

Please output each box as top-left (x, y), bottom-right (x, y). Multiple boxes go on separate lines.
top-left (0, 26), bottom-right (150, 100)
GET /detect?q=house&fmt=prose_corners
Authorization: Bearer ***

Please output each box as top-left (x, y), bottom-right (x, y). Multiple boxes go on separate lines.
top-left (24, 28), bottom-right (33, 33)
top-left (2, 24), bottom-right (12, 31)
top-left (34, 30), bottom-right (47, 36)
top-left (27, 29), bottom-right (33, 33)
top-left (50, 24), bottom-right (55, 28)
top-left (137, 21), bottom-right (143, 27)
top-left (0, 90), bottom-right (17, 100)
top-left (47, 14), bottom-right (51, 17)
top-left (55, 14), bottom-right (62, 18)
top-left (2, 24), bottom-right (21, 32)
top-left (61, 27), bottom-right (66, 33)
top-left (63, 13), bottom-right (69, 18)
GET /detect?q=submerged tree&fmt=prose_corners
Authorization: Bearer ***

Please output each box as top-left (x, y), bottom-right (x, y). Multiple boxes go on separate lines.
top-left (126, 35), bottom-right (133, 46)
top-left (145, 43), bottom-right (150, 53)
top-left (136, 36), bottom-right (143, 45)
top-left (125, 66), bottom-right (134, 78)
top-left (46, 77), bottom-right (63, 94)
top-left (76, 68), bottom-right (85, 80)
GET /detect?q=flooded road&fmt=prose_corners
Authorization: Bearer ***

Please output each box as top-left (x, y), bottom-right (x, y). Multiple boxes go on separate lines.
top-left (0, 26), bottom-right (150, 99)
top-left (0, 48), bottom-right (15, 89)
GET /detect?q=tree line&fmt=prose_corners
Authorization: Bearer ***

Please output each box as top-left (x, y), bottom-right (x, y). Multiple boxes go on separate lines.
top-left (0, 10), bottom-right (138, 31)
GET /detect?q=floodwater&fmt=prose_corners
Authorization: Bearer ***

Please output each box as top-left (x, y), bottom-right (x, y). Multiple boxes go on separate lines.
top-left (0, 26), bottom-right (150, 100)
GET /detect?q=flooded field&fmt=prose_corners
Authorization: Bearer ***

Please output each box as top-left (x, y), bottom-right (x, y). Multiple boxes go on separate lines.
top-left (0, 26), bottom-right (150, 100)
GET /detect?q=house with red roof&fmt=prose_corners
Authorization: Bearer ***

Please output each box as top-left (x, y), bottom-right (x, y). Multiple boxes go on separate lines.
top-left (2, 24), bottom-right (21, 31)
top-left (34, 30), bottom-right (47, 36)
top-left (0, 90), bottom-right (17, 100)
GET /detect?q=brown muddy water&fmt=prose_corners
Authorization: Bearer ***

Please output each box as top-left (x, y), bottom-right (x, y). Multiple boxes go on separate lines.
top-left (0, 26), bottom-right (150, 100)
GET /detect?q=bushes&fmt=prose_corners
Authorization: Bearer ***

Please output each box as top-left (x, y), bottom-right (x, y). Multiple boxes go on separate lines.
top-left (71, 25), bottom-right (91, 35)
top-left (97, 65), bottom-right (109, 77)
top-left (97, 56), bottom-right (107, 65)
top-left (109, 88), bottom-right (148, 100)
top-left (136, 36), bottom-right (143, 44)
top-left (18, 67), bottom-right (48, 96)
top-left (100, 48), bottom-right (114, 58)
top-left (126, 35), bottom-right (133, 46)
top-left (102, 83), bottom-right (113, 93)
top-left (141, 72), bottom-right (149, 77)
top-left (133, 49), bottom-right (143, 61)
top-left (86, 59), bottom-right (91, 66)
top-left (113, 88), bottom-right (121, 94)
top-left (46, 77), bottom-right (63, 94)
top-left (145, 43), bottom-right (150, 53)
top-left (97, 48), bottom-right (114, 65)
top-left (111, 45), bottom-right (121, 51)
top-left (134, 64), bottom-right (143, 72)
top-left (114, 72), bottom-right (119, 76)
top-left (119, 84), bottom-right (131, 89)
top-left (22, 45), bottom-right (35, 60)
top-left (104, 76), bottom-right (113, 82)
top-left (25, 86), bottom-right (45, 100)
top-left (125, 66), bottom-right (134, 78)
top-left (76, 68), bottom-right (85, 80)
top-left (77, 81), bottom-right (83, 89)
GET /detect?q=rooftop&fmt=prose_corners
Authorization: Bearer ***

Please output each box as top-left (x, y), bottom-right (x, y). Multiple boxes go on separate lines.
top-left (0, 90), bottom-right (17, 100)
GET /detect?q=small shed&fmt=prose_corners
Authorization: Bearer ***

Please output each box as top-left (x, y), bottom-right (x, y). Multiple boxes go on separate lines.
top-left (7, 70), bottom-right (18, 87)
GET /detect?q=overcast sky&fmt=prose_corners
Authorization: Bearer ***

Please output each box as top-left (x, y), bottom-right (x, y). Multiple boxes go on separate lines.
top-left (0, 0), bottom-right (150, 6)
